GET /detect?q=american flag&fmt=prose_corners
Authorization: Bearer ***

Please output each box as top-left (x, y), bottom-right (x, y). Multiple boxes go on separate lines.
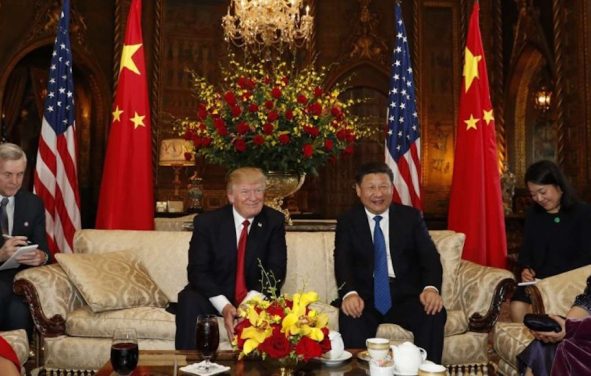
top-left (34, 0), bottom-right (81, 255)
top-left (385, 3), bottom-right (422, 209)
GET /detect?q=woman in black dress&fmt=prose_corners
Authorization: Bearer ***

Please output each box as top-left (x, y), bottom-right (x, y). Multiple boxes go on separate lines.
top-left (510, 160), bottom-right (591, 322)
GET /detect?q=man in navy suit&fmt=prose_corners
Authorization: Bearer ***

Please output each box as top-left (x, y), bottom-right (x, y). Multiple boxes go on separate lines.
top-left (334, 162), bottom-right (446, 363)
top-left (0, 143), bottom-right (49, 336)
top-left (175, 167), bottom-right (287, 349)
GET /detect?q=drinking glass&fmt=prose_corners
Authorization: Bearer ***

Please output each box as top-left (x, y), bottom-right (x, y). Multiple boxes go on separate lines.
top-left (195, 314), bottom-right (220, 371)
top-left (110, 328), bottom-right (139, 376)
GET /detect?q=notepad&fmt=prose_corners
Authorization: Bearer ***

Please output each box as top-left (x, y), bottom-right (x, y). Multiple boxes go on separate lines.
top-left (0, 244), bottom-right (39, 271)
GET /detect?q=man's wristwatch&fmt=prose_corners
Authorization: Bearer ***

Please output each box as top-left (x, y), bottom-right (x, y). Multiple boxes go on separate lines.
top-left (43, 252), bottom-right (50, 264)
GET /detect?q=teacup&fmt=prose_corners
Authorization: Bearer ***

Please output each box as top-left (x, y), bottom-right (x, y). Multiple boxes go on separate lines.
top-left (366, 338), bottom-right (390, 361)
top-left (369, 358), bottom-right (395, 376)
top-left (323, 330), bottom-right (344, 360)
top-left (418, 361), bottom-right (447, 376)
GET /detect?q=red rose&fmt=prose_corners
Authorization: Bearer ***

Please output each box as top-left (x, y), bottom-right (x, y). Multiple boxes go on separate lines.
top-left (265, 100), bottom-right (274, 110)
top-left (263, 76), bottom-right (271, 85)
top-left (253, 135), bottom-right (265, 145)
top-left (324, 139), bottom-right (334, 151)
top-left (302, 144), bottom-right (314, 158)
top-left (278, 134), bottom-right (290, 145)
top-left (267, 110), bottom-right (279, 122)
top-left (236, 121), bottom-right (250, 135)
top-left (231, 105), bottom-right (242, 117)
top-left (271, 87), bottom-right (282, 99)
top-left (263, 123), bottom-right (274, 135)
top-left (266, 301), bottom-right (285, 317)
top-left (213, 117), bottom-right (225, 129)
top-left (216, 126), bottom-right (228, 137)
top-left (281, 76), bottom-right (289, 85)
top-left (336, 129), bottom-right (347, 140)
top-left (331, 106), bottom-right (343, 119)
top-left (248, 103), bottom-right (259, 113)
top-left (297, 94), bottom-right (308, 104)
top-left (314, 86), bottom-right (323, 97)
top-left (307, 102), bottom-right (322, 116)
top-left (197, 103), bottom-right (208, 120)
top-left (304, 126), bottom-right (319, 137)
top-left (223, 91), bottom-right (237, 106)
top-left (295, 336), bottom-right (323, 361)
top-left (343, 144), bottom-right (354, 155)
top-left (237, 76), bottom-right (255, 90)
top-left (183, 129), bottom-right (195, 140)
top-left (184, 152), bottom-right (193, 161)
top-left (285, 109), bottom-right (294, 120)
top-left (319, 327), bottom-right (331, 353)
top-left (234, 138), bottom-right (247, 152)
top-left (202, 137), bottom-right (212, 147)
top-left (192, 136), bottom-right (202, 148)
top-left (259, 327), bottom-right (291, 359)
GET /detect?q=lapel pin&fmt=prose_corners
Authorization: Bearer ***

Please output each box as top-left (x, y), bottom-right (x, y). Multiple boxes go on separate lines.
top-left (24, 222), bottom-right (29, 227)
top-left (257, 222), bottom-right (262, 228)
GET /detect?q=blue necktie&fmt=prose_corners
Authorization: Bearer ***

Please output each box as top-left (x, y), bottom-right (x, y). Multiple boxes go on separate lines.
top-left (373, 215), bottom-right (391, 314)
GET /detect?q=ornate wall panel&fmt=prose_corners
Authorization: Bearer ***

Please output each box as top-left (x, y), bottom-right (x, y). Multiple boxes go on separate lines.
top-left (416, 1), bottom-right (461, 216)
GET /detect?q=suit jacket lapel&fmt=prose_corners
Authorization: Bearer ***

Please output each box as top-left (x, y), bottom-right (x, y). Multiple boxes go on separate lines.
top-left (353, 205), bottom-right (374, 262)
top-left (12, 192), bottom-right (25, 236)
top-left (388, 205), bottom-right (403, 275)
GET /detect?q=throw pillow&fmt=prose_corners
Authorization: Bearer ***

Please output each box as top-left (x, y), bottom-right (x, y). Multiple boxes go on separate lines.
top-left (55, 251), bottom-right (168, 313)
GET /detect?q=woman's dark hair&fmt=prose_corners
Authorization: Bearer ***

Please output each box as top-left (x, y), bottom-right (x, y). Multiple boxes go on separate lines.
top-left (354, 162), bottom-right (394, 185)
top-left (525, 160), bottom-right (578, 209)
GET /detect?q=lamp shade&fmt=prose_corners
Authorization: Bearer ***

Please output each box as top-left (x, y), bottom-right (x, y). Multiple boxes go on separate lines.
top-left (159, 138), bottom-right (195, 167)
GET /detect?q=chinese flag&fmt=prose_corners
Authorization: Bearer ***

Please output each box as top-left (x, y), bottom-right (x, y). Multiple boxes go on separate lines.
top-left (96, 0), bottom-right (154, 230)
top-left (447, 2), bottom-right (506, 268)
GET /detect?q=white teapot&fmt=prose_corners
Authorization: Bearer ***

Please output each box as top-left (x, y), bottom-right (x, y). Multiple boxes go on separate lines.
top-left (323, 330), bottom-right (344, 359)
top-left (391, 341), bottom-right (427, 375)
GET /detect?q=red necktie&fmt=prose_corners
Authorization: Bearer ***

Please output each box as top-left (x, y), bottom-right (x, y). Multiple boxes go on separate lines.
top-left (234, 219), bottom-right (250, 305)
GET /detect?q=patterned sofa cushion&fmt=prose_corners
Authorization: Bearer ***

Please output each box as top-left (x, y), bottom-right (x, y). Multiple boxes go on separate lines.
top-left (0, 329), bottom-right (29, 366)
top-left (493, 322), bottom-right (533, 372)
top-left (66, 306), bottom-right (175, 340)
top-left (73, 230), bottom-right (192, 303)
top-left (56, 251), bottom-right (168, 313)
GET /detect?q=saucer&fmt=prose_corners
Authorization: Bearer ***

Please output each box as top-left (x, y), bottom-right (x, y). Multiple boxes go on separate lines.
top-left (357, 350), bottom-right (372, 362)
top-left (316, 350), bottom-right (353, 365)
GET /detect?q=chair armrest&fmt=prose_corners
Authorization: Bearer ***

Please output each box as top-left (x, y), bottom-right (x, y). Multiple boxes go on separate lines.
top-left (526, 264), bottom-right (591, 315)
top-left (13, 264), bottom-right (84, 337)
top-left (457, 260), bottom-right (516, 332)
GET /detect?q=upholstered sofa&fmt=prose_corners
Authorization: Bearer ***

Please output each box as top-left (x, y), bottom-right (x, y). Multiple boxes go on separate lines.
top-left (493, 264), bottom-right (591, 375)
top-left (14, 228), bottom-right (513, 373)
top-left (0, 329), bottom-right (29, 374)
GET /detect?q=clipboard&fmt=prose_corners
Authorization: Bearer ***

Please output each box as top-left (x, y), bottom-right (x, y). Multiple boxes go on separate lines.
top-left (0, 244), bottom-right (39, 271)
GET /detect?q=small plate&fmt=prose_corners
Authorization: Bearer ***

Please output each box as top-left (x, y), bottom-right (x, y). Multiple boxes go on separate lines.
top-left (316, 350), bottom-right (353, 366)
top-left (357, 350), bottom-right (372, 362)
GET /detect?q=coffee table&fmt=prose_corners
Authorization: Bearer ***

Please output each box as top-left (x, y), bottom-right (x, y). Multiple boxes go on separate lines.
top-left (96, 349), bottom-right (369, 375)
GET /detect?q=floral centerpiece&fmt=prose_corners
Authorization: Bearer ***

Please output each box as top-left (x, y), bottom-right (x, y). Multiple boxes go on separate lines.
top-left (177, 57), bottom-right (370, 175)
top-left (231, 269), bottom-right (331, 369)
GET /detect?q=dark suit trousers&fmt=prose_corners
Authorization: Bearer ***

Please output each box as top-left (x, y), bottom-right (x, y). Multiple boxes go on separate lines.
top-left (175, 286), bottom-right (218, 350)
top-left (339, 295), bottom-right (446, 363)
top-left (0, 268), bottom-right (32, 337)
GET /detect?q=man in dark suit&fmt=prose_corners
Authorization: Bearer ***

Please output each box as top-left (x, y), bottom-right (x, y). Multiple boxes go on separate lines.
top-left (0, 143), bottom-right (49, 336)
top-left (334, 162), bottom-right (446, 363)
top-left (175, 167), bottom-right (287, 349)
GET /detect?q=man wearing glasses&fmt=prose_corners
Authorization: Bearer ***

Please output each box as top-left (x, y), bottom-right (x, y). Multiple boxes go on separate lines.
top-left (175, 167), bottom-right (287, 349)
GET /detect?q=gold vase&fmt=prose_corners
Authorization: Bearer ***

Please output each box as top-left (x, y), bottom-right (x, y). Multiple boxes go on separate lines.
top-left (264, 171), bottom-right (306, 225)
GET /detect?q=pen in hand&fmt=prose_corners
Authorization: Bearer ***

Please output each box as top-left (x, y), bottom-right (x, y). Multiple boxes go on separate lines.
top-left (2, 234), bottom-right (32, 245)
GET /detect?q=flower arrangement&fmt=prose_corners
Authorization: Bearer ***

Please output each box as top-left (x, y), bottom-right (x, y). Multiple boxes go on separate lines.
top-left (177, 57), bottom-right (371, 175)
top-left (233, 291), bottom-right (331, 362)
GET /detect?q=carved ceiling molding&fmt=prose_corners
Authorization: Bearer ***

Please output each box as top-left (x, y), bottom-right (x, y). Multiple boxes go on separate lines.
top-left (509, 1), bottom-right (554, 74)
top-left (343, 0), bottom-right (388, 66)
top-left (23, 0), bottom-right (88, 50)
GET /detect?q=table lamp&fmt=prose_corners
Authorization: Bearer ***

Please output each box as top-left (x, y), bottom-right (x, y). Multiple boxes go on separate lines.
top-left (159, 138), bottom-right (196, 200)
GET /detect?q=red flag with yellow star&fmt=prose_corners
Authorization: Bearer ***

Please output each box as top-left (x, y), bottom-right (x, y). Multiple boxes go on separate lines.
top-left (447, 2), bottom-right (506, 268)
top-left (96, 0), bottom-right (154, 229)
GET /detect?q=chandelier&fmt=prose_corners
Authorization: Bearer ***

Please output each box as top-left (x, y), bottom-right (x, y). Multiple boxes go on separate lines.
top-left (222, 0), bottom-right (313, 54)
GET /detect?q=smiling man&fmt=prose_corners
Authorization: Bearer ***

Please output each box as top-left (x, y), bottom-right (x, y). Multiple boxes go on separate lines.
top-left (175, 167), bottom-right (287, 349)
top-left (334, 162), bottom-right (446, 363)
